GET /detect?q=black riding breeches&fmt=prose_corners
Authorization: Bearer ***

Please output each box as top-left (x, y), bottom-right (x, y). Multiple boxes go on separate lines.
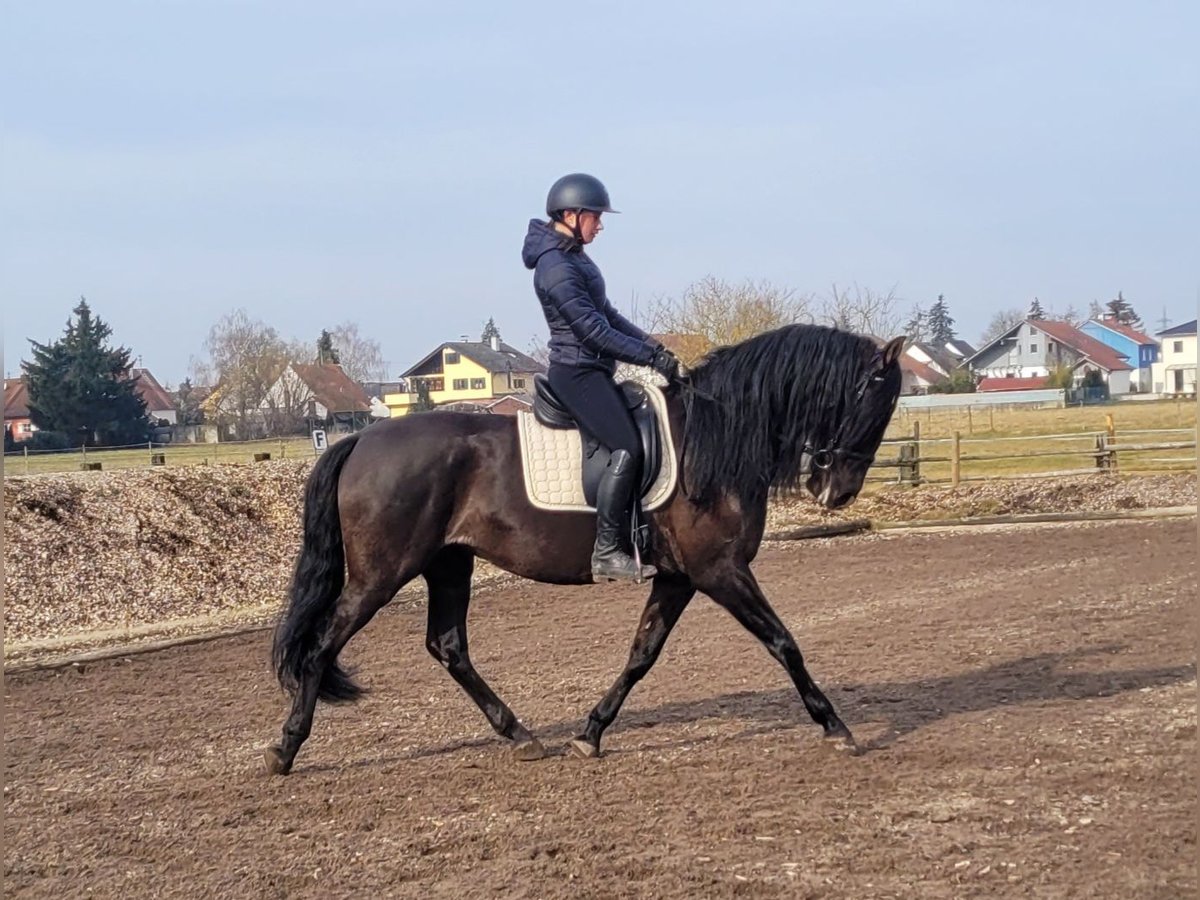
top-left (546, 364), bottom-right (642, 469)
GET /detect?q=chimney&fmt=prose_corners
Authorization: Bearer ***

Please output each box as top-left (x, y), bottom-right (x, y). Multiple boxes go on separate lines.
top-left (489, 335), bottom-right (500, 351)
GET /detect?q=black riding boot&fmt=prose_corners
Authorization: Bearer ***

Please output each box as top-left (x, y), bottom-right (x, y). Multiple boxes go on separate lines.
top-left (591, 449), bottom-right (657, 583)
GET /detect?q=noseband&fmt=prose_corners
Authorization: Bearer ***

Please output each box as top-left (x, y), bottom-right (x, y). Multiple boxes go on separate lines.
top-left (800, 369), bottom-right (882, 473)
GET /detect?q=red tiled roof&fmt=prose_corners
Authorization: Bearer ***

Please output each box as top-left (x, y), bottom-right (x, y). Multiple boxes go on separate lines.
top-left (4, 378), bottom-right (30, 419)
top-left (978, 376), bottom-right (1053, 392)
top-left (1033, 320), bottom-right (1133, 372)
top-left (900, 356), bottom-right (946, 385)
top-left (289, 364), bottom-right (372, 413)
top-left (131, 368), bottom-right (175, 413)
top-left (1091, 318), bottom-right (1155, 345)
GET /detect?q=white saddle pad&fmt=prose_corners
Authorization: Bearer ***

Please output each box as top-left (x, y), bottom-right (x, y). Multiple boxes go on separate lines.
top-left (516, 383), bottom-right (678, 513)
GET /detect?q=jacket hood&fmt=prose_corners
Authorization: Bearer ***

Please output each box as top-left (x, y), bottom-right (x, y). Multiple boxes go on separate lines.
top-left (522, 218), bottom-right (575, 269)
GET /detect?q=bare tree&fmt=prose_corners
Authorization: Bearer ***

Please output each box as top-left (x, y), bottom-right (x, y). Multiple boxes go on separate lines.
top-left (526, 334), bottom-right (550, 367)
top-left (644, 276), bottom-right (812, 362)
top-left (261, 364), bottom-right (317, 436)
top-left (980, 308), bottom-right (1025, 345)
top-left (329, 321), bottom-right (387, 383)
top-left (203, 309), bottom-right (289, 437)
top-left (819, 283), bottom-right (904, 338)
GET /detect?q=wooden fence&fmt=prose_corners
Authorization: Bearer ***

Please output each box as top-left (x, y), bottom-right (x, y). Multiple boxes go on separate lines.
top-left (870, 417), bottom-right (1197, 487)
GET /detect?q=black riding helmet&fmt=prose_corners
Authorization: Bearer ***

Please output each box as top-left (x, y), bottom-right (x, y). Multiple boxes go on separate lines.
top-left (545, 173), bottom-right (620, 219)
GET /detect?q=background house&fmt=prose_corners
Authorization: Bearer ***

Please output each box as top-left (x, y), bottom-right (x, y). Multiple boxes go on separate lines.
top-left (967, 319), bottom-right (1133, 394)
top-left (1079, 317), bottom-right (1158, 392)
top-left (131, 367), bottom-right (178, 424)
top-left (4, 378), bottom-right (36, 443)
top-left (262, 363), bottom-right (373, 433)
top-left (1152, 320), bottom-right (1197, 396)
top-left (899, 356), bottom-right (948, 394)
top-left (385, 336), bottom-right (544, 416)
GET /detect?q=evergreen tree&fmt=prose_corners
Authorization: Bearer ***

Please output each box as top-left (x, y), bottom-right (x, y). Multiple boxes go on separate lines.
top-left (481, 317), bottom-right (502, 344)
top-left (22, 298), bottom-right (149, 446)
top-left (175, 378), bottom-right (205, 426)
top-left (317, 329), bottom-right (341, 364)
top-left (1028, 297), bottom-right (1046, 320)
top-left (927, 294), bottom-right (956, 346)
top-left (902, 304), bottom-right (926, 342)
top-left (412, 379), bottom-right (436, 412)
top-left (1105, 291), bottom-right (1142, 328)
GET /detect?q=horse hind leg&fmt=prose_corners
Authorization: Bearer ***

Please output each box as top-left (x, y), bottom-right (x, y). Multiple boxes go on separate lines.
top-left (265, 574), bottom-right (405, 776)
top-left (423, 545), bottom-right (545, 761)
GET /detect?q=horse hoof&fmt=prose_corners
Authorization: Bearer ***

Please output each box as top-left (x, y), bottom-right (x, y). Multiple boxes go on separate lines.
top-left (512, 738), bottom-right (547, 762)
top-left (568, 739), bottom-right (600, 759)
top-left (824, 730), bottom-right (860, 756)
top-left (263, 746), bottom-right (293, 776)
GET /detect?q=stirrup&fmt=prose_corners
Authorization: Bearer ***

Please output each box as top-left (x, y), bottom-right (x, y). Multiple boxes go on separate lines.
top-left (591, 548), bottom-right (657, 584)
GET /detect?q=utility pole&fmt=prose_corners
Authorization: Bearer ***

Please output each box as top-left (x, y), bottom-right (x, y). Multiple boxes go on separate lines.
top-left (1157, 307), bottom-right (1171, 332)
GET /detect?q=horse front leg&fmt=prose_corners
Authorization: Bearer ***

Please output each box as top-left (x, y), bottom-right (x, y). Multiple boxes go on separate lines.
top-left (570, 574), bottom-right (695, 758)
top-left (701, 564), bottom-right (857, 753)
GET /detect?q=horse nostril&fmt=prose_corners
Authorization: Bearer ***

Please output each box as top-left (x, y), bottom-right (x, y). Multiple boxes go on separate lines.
top-left (829, 491), bottom-right (856, 509)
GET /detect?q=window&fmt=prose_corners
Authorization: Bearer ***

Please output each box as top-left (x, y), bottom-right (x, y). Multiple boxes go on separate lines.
top-left (452, 378), bottom-right (469, 391)
top-left (512, 377), bottom-right (526, 389)
top-left (425, 378), bottom-right (444, 392)
top-left (1047, 341), bottom-right (1055, 351)
top-left (444, 351), bottom-right (460, 365)
top-left (1029, 343), bottom-right (1038, 354)
top-left (470, 378), bottom-right (486, 390)
top-left (19, 422), bottom-right (32, 433)
top-left (1174, 341), bottom-right (1184, 353)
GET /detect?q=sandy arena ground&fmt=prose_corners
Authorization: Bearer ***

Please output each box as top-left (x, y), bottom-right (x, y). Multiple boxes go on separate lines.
top-left (4, 519), bottom-right (1195, 898)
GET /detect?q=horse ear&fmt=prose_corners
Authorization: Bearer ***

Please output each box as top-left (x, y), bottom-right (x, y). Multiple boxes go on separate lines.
top-left (880, 336), bottom-right (906, 367)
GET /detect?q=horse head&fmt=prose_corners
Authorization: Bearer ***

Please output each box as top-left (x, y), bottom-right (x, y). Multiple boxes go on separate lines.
top-left (803, 335), bottom-right (905, 510)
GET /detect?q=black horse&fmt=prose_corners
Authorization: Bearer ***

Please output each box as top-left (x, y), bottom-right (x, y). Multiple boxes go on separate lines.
top-left (266, 324), bottom-right (905, 774)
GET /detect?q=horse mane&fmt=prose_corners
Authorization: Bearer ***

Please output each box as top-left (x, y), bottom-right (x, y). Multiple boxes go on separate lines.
top-left (680, 324), bottom-right (879, 508)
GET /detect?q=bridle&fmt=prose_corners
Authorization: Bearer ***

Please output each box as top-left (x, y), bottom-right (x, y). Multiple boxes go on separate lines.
top-left (798, 368), bottom-right (885, 473)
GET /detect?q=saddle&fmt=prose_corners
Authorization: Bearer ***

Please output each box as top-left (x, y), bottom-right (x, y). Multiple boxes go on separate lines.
top-left (530, 373), bottom-right (663, 507)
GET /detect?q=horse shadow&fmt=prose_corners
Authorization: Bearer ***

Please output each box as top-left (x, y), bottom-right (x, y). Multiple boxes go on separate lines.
top-left (579, 644), bottom-right (1195, 754)
top-left (302, 645), bottom-right (1195, 770)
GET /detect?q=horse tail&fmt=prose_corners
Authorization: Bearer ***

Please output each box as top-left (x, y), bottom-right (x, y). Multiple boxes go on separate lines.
top-left (272, 432), bottom-right (362, 703)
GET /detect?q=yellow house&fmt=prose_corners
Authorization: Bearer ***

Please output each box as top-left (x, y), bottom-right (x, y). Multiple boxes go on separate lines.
top-left (384, 337), bottom-right (545, 417)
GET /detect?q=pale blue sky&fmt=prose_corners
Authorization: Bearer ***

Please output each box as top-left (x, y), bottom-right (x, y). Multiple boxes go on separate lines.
top-left (3, 1), bottom-right (1197, 384)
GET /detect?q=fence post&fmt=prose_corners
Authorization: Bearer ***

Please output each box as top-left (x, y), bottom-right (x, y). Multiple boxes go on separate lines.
top-left (951, 431), bottom-right (962, 488)
top-left (24, 444), bottom-right (29, 475)
top-left (912, 420), bottom-right (921, 485)
top-left (1106, 414), bottom-right (1118, 471)
top-left (898, 441), bottom-right (915, 485)
top-left (967, 406), bottom-right (973, 435)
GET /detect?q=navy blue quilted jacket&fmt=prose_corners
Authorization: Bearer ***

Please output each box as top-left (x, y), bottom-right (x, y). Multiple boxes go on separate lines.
top-left (522, 219), bottom-right (660, 372)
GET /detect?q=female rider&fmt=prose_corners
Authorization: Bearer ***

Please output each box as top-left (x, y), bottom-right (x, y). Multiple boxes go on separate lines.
top-left (521, 173), bottom-right (682, 583)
